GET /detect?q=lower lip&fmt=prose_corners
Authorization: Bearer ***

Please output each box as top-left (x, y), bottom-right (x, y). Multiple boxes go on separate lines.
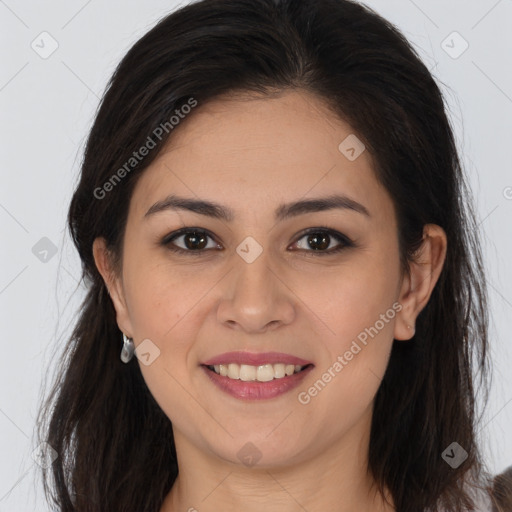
top-left (201, 365), bottom-right (314, 401)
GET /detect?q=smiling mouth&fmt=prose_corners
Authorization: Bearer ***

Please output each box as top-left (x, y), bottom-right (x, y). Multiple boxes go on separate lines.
top-left (204, 363), bottom-right (313, 382)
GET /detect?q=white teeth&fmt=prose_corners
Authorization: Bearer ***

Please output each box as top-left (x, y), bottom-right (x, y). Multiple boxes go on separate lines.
top-left (256, 364), bottom-right (274, 382)
top-left (210, 362), bottom-right (306, 381)
top-left (274, 363), bottom-right (285, 379)
top-left (239, 364), bottom-right (256, 381)
top-left (227, 363), bottom-right (239, 379)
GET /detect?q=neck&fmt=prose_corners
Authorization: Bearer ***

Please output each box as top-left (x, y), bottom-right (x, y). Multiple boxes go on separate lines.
top-left (160, 409), bottom-right (395, 512)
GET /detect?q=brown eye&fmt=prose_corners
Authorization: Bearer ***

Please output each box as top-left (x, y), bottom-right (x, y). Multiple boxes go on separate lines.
top-left (162, 229), bottom-right (220, 253)
top-left (179, 231), bottom-right (208, 250)
top-left (292, 228), bottom-right (354, 255)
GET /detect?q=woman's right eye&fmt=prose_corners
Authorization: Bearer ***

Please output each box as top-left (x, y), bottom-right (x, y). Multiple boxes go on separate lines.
top-left (161, 229), bottom-right (221, 254)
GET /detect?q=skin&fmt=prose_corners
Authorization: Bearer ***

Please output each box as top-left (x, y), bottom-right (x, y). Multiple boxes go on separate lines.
top-left (93, 89), bottom-right (447, 512)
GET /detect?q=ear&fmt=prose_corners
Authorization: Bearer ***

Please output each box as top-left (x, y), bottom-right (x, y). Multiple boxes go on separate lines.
top-left (92, 237), bottom-right (134, 337)
top-left (394, 224), bottom-right (447, 340)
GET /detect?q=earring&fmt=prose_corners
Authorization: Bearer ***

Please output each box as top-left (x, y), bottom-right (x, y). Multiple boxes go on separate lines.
top-left (120, 333), bottom-right (135, 363)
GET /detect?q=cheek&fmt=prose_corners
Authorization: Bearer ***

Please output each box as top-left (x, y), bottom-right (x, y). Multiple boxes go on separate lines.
top-left (295, 251), bottom-right (400, 344)
top-left (124, 259), bottom-right (207, 427)
top-left (123, 253), bottom-right (210, 339)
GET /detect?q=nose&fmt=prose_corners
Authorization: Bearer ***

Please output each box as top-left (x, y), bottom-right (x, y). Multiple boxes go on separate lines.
top-left (216, 246), bottom-right (296, 333)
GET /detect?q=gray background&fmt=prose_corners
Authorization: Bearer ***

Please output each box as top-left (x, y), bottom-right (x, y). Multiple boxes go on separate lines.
top-left (1, 0), bottom-right (511, 510)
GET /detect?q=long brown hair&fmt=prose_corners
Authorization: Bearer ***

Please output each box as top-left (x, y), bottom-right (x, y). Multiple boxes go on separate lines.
top-left (36, 0), bottom-right (492, 510)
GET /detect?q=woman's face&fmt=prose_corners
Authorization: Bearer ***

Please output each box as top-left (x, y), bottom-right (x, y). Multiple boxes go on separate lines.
top-left (96, 89), bottom-right (417, 468)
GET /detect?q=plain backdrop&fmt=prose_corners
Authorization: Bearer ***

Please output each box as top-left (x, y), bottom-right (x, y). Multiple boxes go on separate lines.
top-left (0, 0), bottom-right (511, 510)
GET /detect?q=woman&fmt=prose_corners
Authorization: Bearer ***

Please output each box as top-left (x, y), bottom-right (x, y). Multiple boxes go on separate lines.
top-left (36, 0), bottom-right (501, 510)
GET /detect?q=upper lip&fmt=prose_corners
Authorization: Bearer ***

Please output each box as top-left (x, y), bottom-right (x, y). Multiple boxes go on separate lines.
top-left (202, 351), bottom-right (313, 367)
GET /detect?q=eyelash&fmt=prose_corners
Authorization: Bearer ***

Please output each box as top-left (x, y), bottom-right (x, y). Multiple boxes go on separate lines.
top-left (160, 227), bottom-right (355, 256)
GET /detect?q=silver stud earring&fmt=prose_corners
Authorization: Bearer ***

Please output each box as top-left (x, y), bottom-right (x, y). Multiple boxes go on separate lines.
top-left (121, 333), bottom-right (135, 363)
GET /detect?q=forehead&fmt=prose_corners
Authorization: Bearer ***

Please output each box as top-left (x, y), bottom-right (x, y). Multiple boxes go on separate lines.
top-left (128, 89), bottom-right (390, 222)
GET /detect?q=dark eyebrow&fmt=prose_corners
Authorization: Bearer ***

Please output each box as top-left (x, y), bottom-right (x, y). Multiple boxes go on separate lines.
top-left (144, 194), bottom-right (370, 221)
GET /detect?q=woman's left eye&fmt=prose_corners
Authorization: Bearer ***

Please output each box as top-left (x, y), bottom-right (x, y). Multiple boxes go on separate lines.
top-left (161, 227), bottom-right (354, 255)
top-left (291, 228), bottom-right (354, 255)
